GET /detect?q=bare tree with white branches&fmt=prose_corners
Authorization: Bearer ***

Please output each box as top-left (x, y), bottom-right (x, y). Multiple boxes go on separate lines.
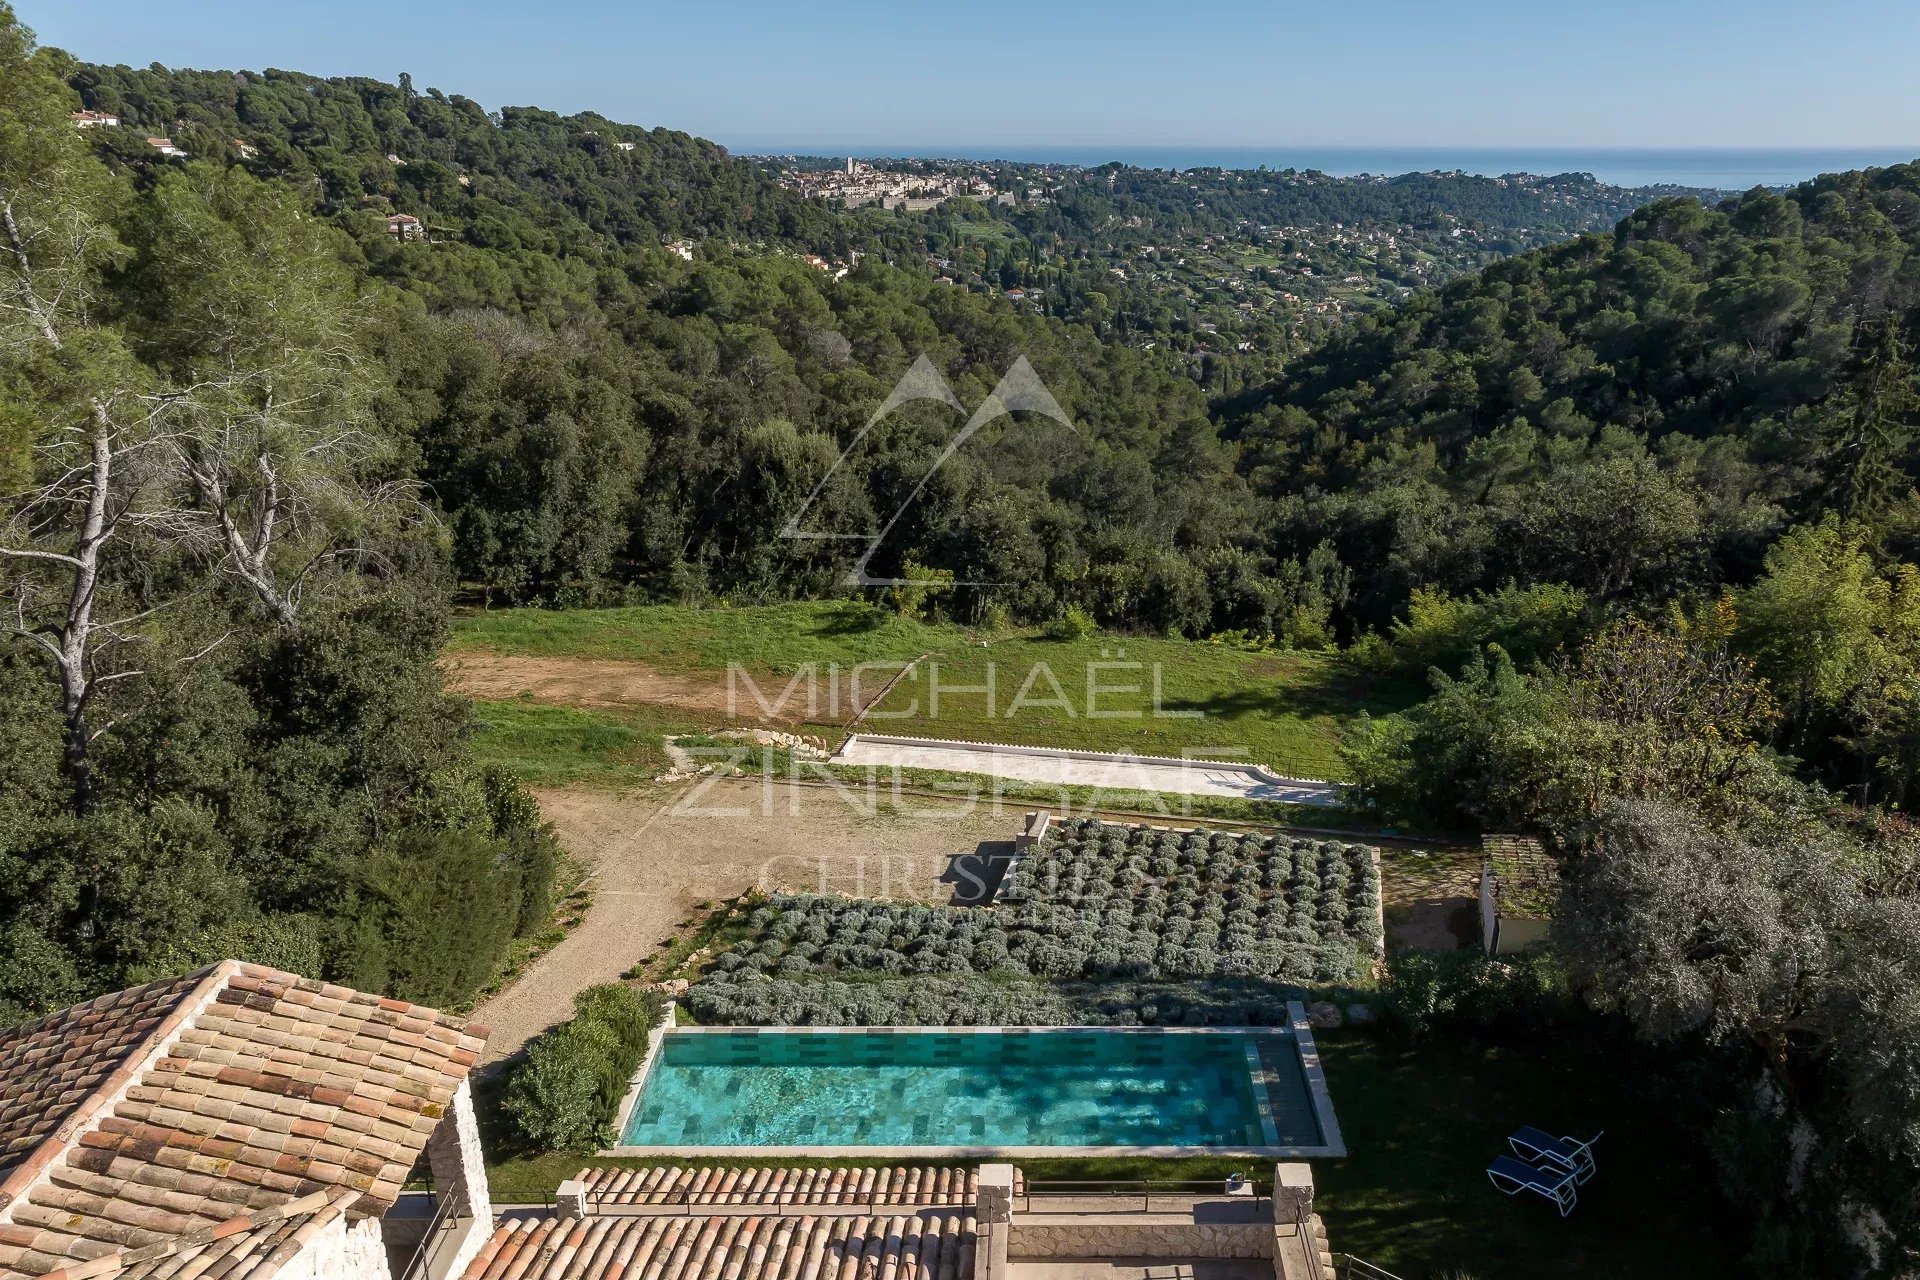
top-left (123, 163), bottom-right (426, 631)
top-left (0, 24), bottom-right (423, 812)
top-left (0, 28), bottom-right (197, 812)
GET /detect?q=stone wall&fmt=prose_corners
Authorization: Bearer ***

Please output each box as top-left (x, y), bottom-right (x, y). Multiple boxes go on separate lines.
top-left (274, 1214), bottom-right (394, 1280)
top-left (422, 1079), bottom-right (494, 1280)
top-left (1009, 1223), bottom-right (1276, 1259)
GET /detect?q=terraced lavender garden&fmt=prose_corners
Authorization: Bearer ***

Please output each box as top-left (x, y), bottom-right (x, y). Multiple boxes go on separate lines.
top-left (686, 818), bottom-right (1383, 1027)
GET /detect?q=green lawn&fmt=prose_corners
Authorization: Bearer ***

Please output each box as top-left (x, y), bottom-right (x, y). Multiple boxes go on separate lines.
top-left (1314, 1031), bottom-right (1736, 1279)
top-left (479, 1026), bottom-right (1736, 1277)
top-left (466, 700), bottom-right (703, 787)
top-left (451, 600), bottom-right (951, 674)
top-left (452, 602), bottom-right (1417, 783)
top-left (865, 635), bottom-right (1413, 780)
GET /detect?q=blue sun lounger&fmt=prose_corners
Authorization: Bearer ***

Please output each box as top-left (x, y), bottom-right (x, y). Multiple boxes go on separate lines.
top-left (1509, 1126), bottom-right (1603, 1184)
top-left (1486, 1155), bottom-right (1579, 1217)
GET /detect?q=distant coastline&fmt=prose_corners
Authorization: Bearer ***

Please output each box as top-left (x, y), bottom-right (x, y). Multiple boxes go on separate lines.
top-left (728, 145), bottom-right (1920, 191)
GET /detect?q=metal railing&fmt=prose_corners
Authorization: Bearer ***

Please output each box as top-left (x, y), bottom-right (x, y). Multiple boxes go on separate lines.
top-left (1340, 1256), bottom-right (1408, 1280)
top-left (398, 1186), bottom-right (468, 1280)
top-left (1017, 1178), bottom-right (1269, 1216)
top-left (1291, 1196), bottom-right (1326, 1280)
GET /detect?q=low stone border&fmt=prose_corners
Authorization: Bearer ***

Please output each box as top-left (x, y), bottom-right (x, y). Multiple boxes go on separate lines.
top-left (598, 1022), bottom-right (1346, 1160)
top-left (1371, 846), bottom-right (1388, 958)
top-left (601, 1143), bottom-right (1336, 1158)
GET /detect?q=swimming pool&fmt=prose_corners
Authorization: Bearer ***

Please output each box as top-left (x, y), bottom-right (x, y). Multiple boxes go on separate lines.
top-left (610, 1020), bottom-right (1344, 1157)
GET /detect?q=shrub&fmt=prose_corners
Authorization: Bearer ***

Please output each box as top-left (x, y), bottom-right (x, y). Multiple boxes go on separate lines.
top-left (346, 828), bottom-right (526, 1009)
top-left (503, 983), bottom-right (661, 1151)
top-left (1378, 950), bottom-right (1568, 1041)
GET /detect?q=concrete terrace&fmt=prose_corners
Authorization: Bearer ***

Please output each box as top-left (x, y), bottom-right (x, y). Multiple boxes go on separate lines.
top-left (829, 735), bottom-right (1342, 805)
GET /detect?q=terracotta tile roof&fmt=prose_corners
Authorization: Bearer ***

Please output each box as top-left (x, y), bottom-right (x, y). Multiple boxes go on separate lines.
top-left (574, 1165), bottom-right (996, 1208)
top-left (0, 972), bottom-right (212, 1184)
top-left (37, 1187), bottom-right (352, 1280)
top-left (0, 960), bottom-right (487, 1276)
top-left (463, 1210), bottom-right (978, 1280)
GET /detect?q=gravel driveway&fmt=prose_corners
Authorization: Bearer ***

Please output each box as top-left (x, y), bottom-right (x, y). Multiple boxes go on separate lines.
top-left (469, 779), bottom-right (1027, 1061)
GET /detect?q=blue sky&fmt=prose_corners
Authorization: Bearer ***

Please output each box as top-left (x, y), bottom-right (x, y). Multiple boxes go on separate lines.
top-left (25, 0), bottom-right (1920, 150)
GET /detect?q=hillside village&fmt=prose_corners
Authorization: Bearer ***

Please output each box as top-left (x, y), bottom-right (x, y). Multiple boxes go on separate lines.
top-left (772, 155), bottom-right (1020, 210)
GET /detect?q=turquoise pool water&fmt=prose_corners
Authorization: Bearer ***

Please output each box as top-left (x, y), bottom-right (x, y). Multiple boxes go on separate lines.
top-left (619, 1029), bottom-right (1321, 1149)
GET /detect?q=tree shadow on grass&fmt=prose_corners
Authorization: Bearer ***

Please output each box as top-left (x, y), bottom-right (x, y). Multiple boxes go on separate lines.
top-left (808, 602), bottom-right (893, 637)
top-left (1162, 662), bottom-right (1428, 724)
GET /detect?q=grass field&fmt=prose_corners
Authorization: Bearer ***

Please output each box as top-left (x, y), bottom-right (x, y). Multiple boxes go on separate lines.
top-left (451, 600), bottom-right (948, 674)
top-left (1314, 1031), bottom-right (1734, 1278)
top-left (451, 601), bottom-right (1418, 782)
top-left (466, 701), bottom-right (704, 787)
top-left (478, 1026), bottom-right (1734, 1279)
top-left (864, 634), bottom-right (1413, 780)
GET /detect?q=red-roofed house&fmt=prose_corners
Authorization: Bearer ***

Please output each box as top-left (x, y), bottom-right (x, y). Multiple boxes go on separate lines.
top-left (0, 961), bottom-right (493, 1280)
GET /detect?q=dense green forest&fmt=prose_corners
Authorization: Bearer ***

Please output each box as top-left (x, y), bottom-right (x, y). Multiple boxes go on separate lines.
top-left (60, 56), bottom-right (1768, 648)
top-left (2, 12), bottom-right (1917, 1272)
top-left (773, 157), bottom-right (1708, 372)
top-left (0, 19), bottom-right (559, 1023)
top-left (1224, 175), bottom-right (1920, 617)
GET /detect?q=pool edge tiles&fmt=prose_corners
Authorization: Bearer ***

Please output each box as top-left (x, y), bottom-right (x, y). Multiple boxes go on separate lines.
top-left (1288, 1000), bottom-right (1349, 1158)
top-left (602, 1006), bottom-right (1346, 1160)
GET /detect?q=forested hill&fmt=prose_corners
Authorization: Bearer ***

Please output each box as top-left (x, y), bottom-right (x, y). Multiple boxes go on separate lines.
top-left (65, 60), bottom-right (838, 272)
top-left (67, 60), bottom-right (1703, 373)
top-left (56, 56), bottom-right (1920, 646)
top-left (1220, 164), bottom-right (1920, 628)
top-left (1006, 163), bottom-right (1706, 244)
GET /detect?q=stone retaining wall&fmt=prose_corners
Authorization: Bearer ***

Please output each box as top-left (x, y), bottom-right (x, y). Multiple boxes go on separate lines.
top-left (1009, 1223), bottom-right (1276, 1258)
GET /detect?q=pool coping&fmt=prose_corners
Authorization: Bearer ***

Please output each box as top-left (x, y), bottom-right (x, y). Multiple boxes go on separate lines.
top-left (600, 1002), bottom-right (1346, 1160)
top-left (609, 999), bottom-right (676, 1143)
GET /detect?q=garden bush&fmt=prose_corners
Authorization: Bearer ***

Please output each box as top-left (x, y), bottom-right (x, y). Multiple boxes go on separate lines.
top-left (503, 983), bottom-right (661, 1151)
top-left (1377, 949), bottom-right (1569, 1041)
top-left (685, 973), bottom-right (1312, 1028)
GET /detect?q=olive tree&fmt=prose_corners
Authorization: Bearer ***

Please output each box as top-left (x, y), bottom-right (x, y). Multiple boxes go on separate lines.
top-left (1557, 797), bottom-right (1848, 1066)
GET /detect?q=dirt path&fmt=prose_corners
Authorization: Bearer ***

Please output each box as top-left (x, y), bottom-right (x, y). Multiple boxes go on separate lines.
top-left (468, 780), bottom-right (1027, 1062)
top-left (445, 652), bottom-right (774, 719)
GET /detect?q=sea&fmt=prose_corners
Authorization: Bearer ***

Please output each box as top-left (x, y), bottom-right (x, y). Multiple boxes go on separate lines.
top-left (729, 145), bottom-right (1920, 192)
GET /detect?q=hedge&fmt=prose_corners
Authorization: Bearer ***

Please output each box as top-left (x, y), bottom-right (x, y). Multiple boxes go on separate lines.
top-left (502, 983), bottom-right (660, 1151)
top-left (686, 973), bottom-right (1315, 1028)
